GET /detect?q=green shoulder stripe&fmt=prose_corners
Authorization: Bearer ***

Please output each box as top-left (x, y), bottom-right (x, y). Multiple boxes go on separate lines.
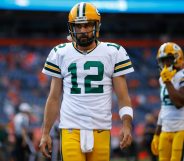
top-left (114, 65), bottom-right (133, 73)
top-left (44, 61), bottom-right (61, 74)
top-left (115, 59), bottom-right (130, 68)
top-left (114, 59), bottom-right (132, 73)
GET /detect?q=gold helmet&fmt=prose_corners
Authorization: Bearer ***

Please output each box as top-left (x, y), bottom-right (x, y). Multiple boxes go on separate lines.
top-left (157, 42), bottom-right (184, 69)
top-left (68, 2), bottom-right (101, 46)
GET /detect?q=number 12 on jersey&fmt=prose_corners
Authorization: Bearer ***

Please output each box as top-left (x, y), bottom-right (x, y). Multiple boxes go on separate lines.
top-left (68, 61), bottom-right (104, 94)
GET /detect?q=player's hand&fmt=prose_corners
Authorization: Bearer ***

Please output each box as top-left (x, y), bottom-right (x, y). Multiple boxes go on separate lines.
top-left (151, 135), bottom-right (159, 156)
top-left (160, 66), bottom-right (176, 83)
top-left (119, 123), bottom-right (132, 149)
top-left (39, 134), bottom-right (52, 158)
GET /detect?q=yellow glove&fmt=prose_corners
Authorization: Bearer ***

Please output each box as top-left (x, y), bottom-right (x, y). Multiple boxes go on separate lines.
top-left (160, 66), bottom-right (176, 83)
top-left (151, 135), bottom-right (159, 156)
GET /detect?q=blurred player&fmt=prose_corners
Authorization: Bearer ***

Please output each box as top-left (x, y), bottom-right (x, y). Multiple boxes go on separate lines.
top-left (13, 102), bottom-right (35, 161)
top-left (39, 2), bottom-right (134, 161)
top-left (143, 113), bottom-right (157, 161)
top-left (151, 42), bottom-right (184, 161)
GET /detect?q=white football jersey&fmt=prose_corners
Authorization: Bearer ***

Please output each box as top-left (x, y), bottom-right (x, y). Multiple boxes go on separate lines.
top-left (14, 113), bottom-right (29, 136)
top-left (158, 68), bottom-right (184, 132)
top-left (42, 42), bottom-right (134, 129)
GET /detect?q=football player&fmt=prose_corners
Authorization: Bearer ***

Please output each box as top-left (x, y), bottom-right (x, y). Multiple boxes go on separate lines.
top-left (151, 42), bottom-right (184, 161)
top-left (39, 2), bottom-right (134, 161)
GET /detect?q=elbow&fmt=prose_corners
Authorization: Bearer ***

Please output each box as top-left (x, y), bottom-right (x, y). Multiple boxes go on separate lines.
top-left (175, 103), bottom-right (184, 109)
top-left (175, 105), bottom-right (182, 109)
top-left (170, 97), bottom-right (184, 109)
top-left (173, 101), bottom-right (184, 109)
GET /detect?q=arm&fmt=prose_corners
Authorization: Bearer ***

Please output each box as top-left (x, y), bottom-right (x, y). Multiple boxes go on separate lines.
top-left (165, 83), bottom-right (184, 108)
top-left (151, 110), bottom-right (162, 156)
top-left (21, 127), bottom-right (28, 147)
top-left (154, 109), bottom-right (162, 136)
top-left (160, 66), bottom-right (184, 108)
top-left (40, 77), bottom-right (62, 158)
top-left (154, 125), bottom-right (161, 135)
top-left (151, 125), bottom-right (161, 156)
top-left (112, 75), bottom-right (133, 149)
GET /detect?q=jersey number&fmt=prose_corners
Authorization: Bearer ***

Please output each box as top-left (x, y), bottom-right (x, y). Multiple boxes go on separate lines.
top-left (68, 61), bottom-right (104, 94)
top-left (161, 86), bottom-right (173, 106)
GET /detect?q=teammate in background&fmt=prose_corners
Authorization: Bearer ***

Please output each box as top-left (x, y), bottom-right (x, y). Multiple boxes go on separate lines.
top-left (50, 118), bottom-right (60, 161)
top-left (143, 113), bottom-right (157, 161)
top-left (13, 102), bottom-right (34, 161)
top-left (151, 42), bottom-right (184, 161)
top-left (39, 2), bottom-right (134, 161)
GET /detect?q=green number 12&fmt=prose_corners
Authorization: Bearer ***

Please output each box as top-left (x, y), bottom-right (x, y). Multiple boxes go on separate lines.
top-left (68, 61), bottom-right (104, 94)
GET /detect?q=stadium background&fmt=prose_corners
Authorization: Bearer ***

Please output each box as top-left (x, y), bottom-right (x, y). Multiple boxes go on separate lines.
top-left (0, 0), bottom-right (184, 161)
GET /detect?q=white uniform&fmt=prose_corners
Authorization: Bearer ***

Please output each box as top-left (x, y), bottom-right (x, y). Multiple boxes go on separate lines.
top-left (13, 113), bottom-right (29, 136)
top-left (158, 68), bottom-right (184, 132)
top-left (42, 42), bottom-right (134, 130)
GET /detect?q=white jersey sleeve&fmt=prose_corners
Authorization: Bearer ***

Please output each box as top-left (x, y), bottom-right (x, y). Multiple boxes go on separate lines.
top-left (42, 47), bottom-right (62, 78)
top-left (112, 45), bottom-right (134, 77)
top-left (173, 68), bottom-right (184, 89)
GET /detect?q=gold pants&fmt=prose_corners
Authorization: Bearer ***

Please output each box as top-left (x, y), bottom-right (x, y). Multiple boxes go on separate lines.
top-left (159, 130), bottom-right (184, 161)
top-left (61, 129), bottom-right (110, 161)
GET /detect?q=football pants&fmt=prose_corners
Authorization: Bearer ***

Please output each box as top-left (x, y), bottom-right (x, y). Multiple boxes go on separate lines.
top-left (61, 129), bottom-right (110, 161)
top-left (159, 131), bottom-right (184, 161)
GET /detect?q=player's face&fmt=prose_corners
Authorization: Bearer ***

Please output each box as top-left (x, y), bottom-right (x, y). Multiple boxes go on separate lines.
top-left (160, 56), bottom-right (175, 68)
top-left (74, 22), bottom-right (95, 46)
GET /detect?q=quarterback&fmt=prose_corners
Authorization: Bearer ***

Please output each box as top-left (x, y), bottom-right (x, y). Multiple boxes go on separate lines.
top-left (39, 2), bottom-right (134, 161)
top-left (151, 42), bottom-right (184, 161)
